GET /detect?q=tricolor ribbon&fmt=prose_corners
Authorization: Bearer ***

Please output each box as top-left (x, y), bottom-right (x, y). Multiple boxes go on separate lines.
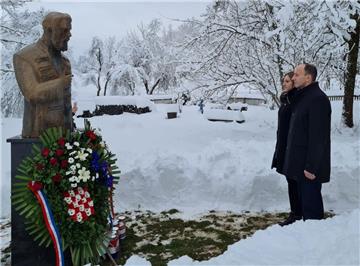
top-left (28, 181), bottom-right (64, 266)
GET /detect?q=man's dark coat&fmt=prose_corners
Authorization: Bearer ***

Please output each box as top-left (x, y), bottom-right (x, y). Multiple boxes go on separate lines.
top-left (282, 82), bottom-right (331, 183)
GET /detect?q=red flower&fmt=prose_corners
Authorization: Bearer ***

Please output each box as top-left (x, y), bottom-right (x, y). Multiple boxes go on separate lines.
top-left (55, 149), bottom-right (64, 157)
top-left (42, 147), bottom-right (50, 157)
top-left (52, 173), bottom-right (62, 183)
top-left (60, 160), bottom-right (68, 169)
top-left (58, 137), bottom-right (66, 147)
top-left (49, 157), bottom-right (58, 166)
top-left (36, 163), bottom-right (44, 171)
top-left (85, 130), bottom-right (97, 141)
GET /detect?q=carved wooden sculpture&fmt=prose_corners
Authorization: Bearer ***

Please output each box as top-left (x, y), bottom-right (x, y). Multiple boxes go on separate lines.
top-left (13, 12), bottom-right (73, 138)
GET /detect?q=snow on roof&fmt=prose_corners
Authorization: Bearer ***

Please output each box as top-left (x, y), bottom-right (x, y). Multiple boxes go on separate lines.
top-left (94, 96), bottom-right (154, 108)
top-left (231, 85), bottom-right (265, 100)
top-left (145, 94), bottom-right (175, 100)
top-left (204, 109), bottom-right (245, 122)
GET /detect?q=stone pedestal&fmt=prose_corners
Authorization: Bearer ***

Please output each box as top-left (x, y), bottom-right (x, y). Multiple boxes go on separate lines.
top-left (7, 136), bottom-right (71, 266)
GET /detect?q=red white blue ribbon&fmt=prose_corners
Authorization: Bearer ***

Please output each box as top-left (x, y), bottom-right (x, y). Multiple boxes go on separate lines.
top-left (28, 181), bottom-right (64, 266)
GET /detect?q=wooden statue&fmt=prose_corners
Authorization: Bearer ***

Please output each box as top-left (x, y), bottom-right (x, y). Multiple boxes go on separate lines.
top-left (13, 12), bottom-right (73, 138)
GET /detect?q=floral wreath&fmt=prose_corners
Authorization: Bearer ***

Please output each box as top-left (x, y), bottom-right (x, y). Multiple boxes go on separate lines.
top-left (13, 120), bottom-right (120, 266)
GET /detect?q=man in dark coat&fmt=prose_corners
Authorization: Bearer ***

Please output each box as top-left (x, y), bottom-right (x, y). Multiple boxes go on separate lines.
top-left (283, 63), bottom-right (331, 220)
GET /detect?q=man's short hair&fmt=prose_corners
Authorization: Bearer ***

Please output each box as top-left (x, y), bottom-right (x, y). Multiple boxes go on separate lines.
top-left (42, 12), bottom-right (71, 30)
top-left (304, 63), bottom-right (317, 82)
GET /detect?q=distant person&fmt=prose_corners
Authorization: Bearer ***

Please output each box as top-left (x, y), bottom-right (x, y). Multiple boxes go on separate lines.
top-left (198, 99), bottom-right (205, 114)
top-left (181, 92), bottom-right (190, 106)
top-left (272, 71), bottom-right (301, 226)
top-left (283, 63), bottom-right (331, 221)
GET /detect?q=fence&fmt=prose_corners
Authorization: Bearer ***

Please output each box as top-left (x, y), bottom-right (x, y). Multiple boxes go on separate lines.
top-left (328, 95), bottom-right (360, 101)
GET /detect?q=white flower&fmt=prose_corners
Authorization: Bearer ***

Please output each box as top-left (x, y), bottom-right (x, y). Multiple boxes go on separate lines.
top-left (68, 209), bottom-right (75, 216)
top-left (86, 148), bottom-right (92, 153)
top-left (78, 167), bottom-right (91, 182)
top-left (76, 150), bottom-right (88, 161)
top-left (76, 213), bottom-right (83, 222)
top-left (71, 183), bottom-right (77, 188)
top-left (84, 192), bottom-right (90, 198)
top-left (95, 173), bottom-right (99, 179)
top-left (88, 200), bottom-right (94, 207)
top-left (81, 197), bottom-right (87, 203)
top-left (74, 142), bottom-right (80, 147)
top-left (79, 205), bottom-right (85, 212)
top-left (77, 187), bottom-right (84, 195)
top-left (91, 176), bottom-right (95, 181)
top-left (65, 143), bottom-right (73, 150)
top-left (69, 151), bottom-right (77, 156)
top-left (64, 197), bottom-right (72, 204)
top-left (76, 163), bottom-right (81, 169)
top-left (99, 141), bottom-right (105, 148)
top-left (69, 176), bottom-right (75, 182)
top-left (66, 171), bottom-right (73, 176)
top-left (73, 201), bottom-right (79, 208)
top-left (70, 165), bottom-right (77, 171)
top-left (68, 157), bottom-right (74, 164)
top-left (75, 194), bottom-right (81, 201)
top-left (69, 190), bottom-right (75, 197)
top-left (85, 208), bottom-right (92, 216)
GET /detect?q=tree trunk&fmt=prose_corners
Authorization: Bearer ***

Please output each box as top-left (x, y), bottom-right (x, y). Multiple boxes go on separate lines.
top-left (342, 13), bottom-right (360, 128)
top-left (149, 78), bottom-right (161, 95)
top-left (96, 75), bottom-right (102, 96)
top-left (103, 72), bottom-right (111, 96)
top-left (96, 48), bottom-right (103, 96)
top-left (144, 80), bottom-right (149, 94)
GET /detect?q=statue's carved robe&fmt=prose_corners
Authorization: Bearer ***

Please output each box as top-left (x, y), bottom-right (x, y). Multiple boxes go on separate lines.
top-left (13, 39), bottom-right (72, 138)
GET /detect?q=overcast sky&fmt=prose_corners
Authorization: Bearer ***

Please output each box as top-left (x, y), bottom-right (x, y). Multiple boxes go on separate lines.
top-left (26, 1), bottom-right (210, 57)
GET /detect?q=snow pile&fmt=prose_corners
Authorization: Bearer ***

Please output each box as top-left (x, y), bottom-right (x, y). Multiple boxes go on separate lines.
top-left (166, 104), bottom-right (179, 113)
top-left (74, 103), bottom-right (358, 215)
top-left (2, 101), bottom-right (359, 218)
top-left (169, 209), bottom-right (360, 265)
top-left (125, 255), bottom-right (151, 265)
top-left (204, 109), bottom-right (245, 122)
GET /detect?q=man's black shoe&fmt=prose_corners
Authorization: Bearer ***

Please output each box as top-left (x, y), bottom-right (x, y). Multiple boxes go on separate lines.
top-left (279, 213), bottom-right (302, 227)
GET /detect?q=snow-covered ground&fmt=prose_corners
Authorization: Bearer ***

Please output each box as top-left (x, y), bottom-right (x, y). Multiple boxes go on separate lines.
top-left (1, 91), bottom-right (359, 264)
top-left (123, 209), bottom-right (359, 265)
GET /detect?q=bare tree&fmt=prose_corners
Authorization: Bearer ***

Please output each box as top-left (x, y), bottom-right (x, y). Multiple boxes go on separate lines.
top-left (79, 37), bottom-right (121, 96)
top-left (1, 0), bottom-right (44, 117)
top-left (181, 0), bottom-right (353, 107)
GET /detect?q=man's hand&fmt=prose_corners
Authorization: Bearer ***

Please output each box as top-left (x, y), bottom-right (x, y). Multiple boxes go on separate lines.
top-left (304, 170), bottom-right (316, 180)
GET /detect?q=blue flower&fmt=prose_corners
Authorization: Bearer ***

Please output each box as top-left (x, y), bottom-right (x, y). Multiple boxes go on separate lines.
top-left (106, 175), bottom-right (114, 187)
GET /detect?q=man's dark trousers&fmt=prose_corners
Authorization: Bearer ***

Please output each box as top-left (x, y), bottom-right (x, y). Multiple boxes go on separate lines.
top-left (297, 175), bottom-right (324, 220)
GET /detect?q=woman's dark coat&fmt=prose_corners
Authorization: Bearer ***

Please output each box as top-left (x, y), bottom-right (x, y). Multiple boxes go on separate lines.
top-left (271, 90), bottom-right (294, 175)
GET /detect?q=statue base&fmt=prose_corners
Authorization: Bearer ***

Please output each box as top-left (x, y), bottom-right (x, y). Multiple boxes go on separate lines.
top-left (7, 136), bottom-right (71, 266)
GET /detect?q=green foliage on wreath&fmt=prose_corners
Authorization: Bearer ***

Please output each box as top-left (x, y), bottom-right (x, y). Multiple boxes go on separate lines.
top-left (12, 121), bottom-right (120, 266)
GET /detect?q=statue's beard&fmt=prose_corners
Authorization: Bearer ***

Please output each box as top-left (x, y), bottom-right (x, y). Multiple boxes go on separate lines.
top-left (52, 38), bottom-right (69, 52)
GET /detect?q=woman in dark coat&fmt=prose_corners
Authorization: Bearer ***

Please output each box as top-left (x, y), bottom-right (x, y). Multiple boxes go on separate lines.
top-left (272, 72), bottom-right (302, 226)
